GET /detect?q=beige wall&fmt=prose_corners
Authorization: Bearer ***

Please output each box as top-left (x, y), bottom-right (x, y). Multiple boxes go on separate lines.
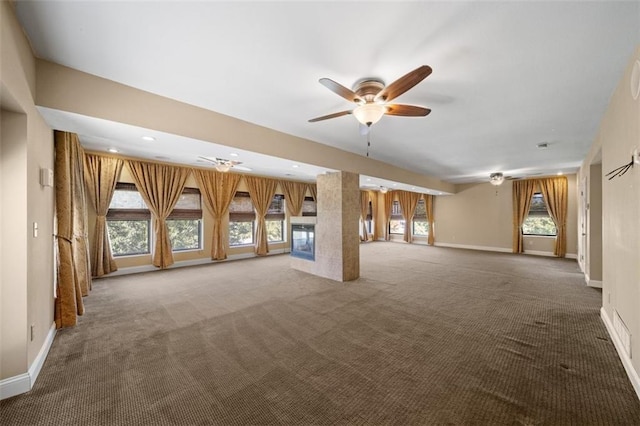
top-left (580, 46), bottom-right (640, 375)
top-left (1, 0), bottom-right (55, 382)
top-left (587, 163), bottom-right (603, 282)
top-left (432, 177), bottom-right (578, 256)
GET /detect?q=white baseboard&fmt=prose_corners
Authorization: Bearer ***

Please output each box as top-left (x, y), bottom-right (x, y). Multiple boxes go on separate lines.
top-left (434, 242), bottom-right (512, 253)
top-left (601, 307), bottom-right (640, 401)
top-left (585, 274), bottom-right (603, 288)
top-left (107, 248), bottom-right (289, 277)
top-left (0, 321), bottom-right (56, 400)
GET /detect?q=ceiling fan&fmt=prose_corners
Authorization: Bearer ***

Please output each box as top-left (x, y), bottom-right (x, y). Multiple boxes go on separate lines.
top-left (198, 156), bottom-right (251, 172)
top-left (309, 65), bottom-right (432, 127)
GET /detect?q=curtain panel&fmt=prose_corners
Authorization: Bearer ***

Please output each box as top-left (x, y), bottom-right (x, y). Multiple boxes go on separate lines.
top-left (245, 176), bottom-right (278, 255)
top-left (359, 191), bottom-right (371, 241)
top-left (369, 191), bottom-right (379, 240)
top-left (383, 191), bottom-right (394, 241)
top-left (308, 183), bottom-right (318, 203)
top-left (512, 179), bottom-right (537, 253)
top-left (83, 154), bottom-right (123, 277)
top-left (425, 194), bottom-right (436, 245)
top-left (280, 180), bottom-right (307, 217)
top-left (193, 169), bottom-right (241, 260)
top-left (397, 190), bottom-right (421, 243)
top-left (54, 131), bottom-right (92, 328)
top-left (539, 176), bottom-right (568, 257)
top-left (127, 160), bottom-right (190, 268)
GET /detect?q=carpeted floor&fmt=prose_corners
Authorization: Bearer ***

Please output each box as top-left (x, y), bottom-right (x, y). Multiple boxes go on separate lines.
top-left (2, 243), bottom-right (639, 425)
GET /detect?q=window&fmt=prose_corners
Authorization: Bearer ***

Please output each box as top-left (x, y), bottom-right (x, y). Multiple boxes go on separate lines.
top-left (365, 200), bottom-right (373, 234)
top-left (228, 192), bottom-right (286, 245)
top-left (412, 198), bottom-right (429, 236)
top-left (389, 200), bottom-right (405, 235)
top-left (107, 184), bottom-right (202, 256)
top-left (166, 188), bottom-right (203, 251)
top-left (229, 192), bottom-right (255, 246)
top-left (302, 196), bottom-right (317, 217)
top-left (266, 194), bottom-right (285, 243)
top-left (522, 193), bottom-right (557, 236)
top-left (107, 183), bottom-right (151, 256)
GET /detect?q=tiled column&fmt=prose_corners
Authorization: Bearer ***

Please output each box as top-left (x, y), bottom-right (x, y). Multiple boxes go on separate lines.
top-left (291, 171), bottom-right (360, 281)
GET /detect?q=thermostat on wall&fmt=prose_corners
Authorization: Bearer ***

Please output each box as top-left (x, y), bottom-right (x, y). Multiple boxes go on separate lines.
top-left (39, 167), bottom-right (54, 187)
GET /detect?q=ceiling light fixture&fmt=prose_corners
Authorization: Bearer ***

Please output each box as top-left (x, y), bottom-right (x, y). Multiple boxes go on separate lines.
top-left (353, 104), bottom-right (386, 126)
top-left (215, 163), bottom-right (232, 173)
top-left (229, 152), bottom-right (239, 157)
top-left (141, 136), bottom-right (155, 141)
top-left (490, 172), bottom-right (504, 186)
top-left (379, 186), bottom-right (389, 194)
top-left (108, 148), bottom-right (119, 153)
top-left (292, 164), bottom-right (300, 168)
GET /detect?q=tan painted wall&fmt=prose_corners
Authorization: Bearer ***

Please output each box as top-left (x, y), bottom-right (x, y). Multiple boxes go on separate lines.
top-left (588, 163), bottom-right (603, 282)
top-left (582, 45), bottom-right (640, 374)
top-left (432, 177), bottom-right (578, 256)
top-left (1, 0), bottom-right (55, 381)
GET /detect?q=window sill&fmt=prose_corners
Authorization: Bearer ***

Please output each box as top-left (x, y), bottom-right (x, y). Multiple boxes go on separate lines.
top-left (523, 235), bottom-right (557, 238)
top-left (113, 253), bottom-right (151, 259)
top-left (172, 248), bottom-right (203, 254)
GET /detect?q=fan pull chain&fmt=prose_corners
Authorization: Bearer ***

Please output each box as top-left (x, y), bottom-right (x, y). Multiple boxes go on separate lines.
top-left (366, 131), bottom-right (370, 157)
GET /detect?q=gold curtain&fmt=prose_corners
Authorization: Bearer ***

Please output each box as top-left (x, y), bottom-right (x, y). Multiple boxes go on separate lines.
top-left (369, 190), bottom-right (379, 240)
top-left (383, 191), bottom-right (394, 241)
top-left (193, 169), bottom-right (241, 260)
top-left (397, 190), bottom-right (421, 243)
top-left (54, 131), bottom-right (92, 328)
top-left (538, 176), bottom-right (568, 257)
top-left (127, 160), bottom-right (189, 268)
top-left (425, 194), bottom-right (436, 245)
top-left (245, 176), bottom-right (278, 255)
top-left (280, 180), bottom-right (307, 217)
top-left (359, 191), bottom-right (371, 241)
top-left (308, 183), bottom-right (318, 202)
top-left (512, 179), bottom-right (537, 253)
top-left (83, 154), bottom-right (123, 277)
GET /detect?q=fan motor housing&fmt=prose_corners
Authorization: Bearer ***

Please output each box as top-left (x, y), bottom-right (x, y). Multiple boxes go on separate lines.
top-left (353, 79), bottom-right (385, 102)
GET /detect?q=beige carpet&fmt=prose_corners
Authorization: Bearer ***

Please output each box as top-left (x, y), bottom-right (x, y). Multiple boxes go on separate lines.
top-left (2, 243), bottom-right (639, 425)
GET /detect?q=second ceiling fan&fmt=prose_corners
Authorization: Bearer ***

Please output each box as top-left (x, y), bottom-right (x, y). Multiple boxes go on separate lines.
top-left (309, 65), bottom-right (432, 127)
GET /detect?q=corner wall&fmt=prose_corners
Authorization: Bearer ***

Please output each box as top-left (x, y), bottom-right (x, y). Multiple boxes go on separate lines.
top-left (581, 45), bottom-right (640, 397)
top-left (1, 0), bottom-right (55, 399)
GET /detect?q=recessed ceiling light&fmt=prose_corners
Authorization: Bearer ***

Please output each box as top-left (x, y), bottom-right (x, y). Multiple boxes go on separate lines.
top-left (141, 136), bottom-right (155, 141)
top-left (366, 178), bottom-right (371, 181)
top-left (229, 152), bottom-right (239, 157)
top-left (392, 183), bottom-right (397, 186)
top-left (292, 164), bottom-right (300, 168)
top-left (108, 148), bottom-right (118, 153)
top-left (557, 172), bottom-right (563, 175)
top-left (155, 156), bottom-right (170, 160)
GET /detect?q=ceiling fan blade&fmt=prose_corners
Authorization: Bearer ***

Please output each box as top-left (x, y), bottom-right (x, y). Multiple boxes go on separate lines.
top-left (308, 110), bottom-right (352, 122)
top-left (319, 78), bottom-right (360, 103)
top-left (375, 65), bottom-right (432, 102)
top-left (385, 104), bottom-right (431, 117)
top-left (198, 156), bottom-right (219, 165)
top-left (232, 165), bottom-right (252, 172)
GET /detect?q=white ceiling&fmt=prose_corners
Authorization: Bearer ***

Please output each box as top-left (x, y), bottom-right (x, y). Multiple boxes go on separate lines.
top-left (15, 1), bottom-right (640, 187)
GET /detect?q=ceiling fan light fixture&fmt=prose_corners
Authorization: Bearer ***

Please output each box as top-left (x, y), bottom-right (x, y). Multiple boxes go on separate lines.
top-left (353, 104), bottom-right (386, 126)
top-left (379, 186), bottom-right (389, 194)
top-left (489, 172), bottom-right (504, 186)
top-left (215, 163), bottom-right (232, 173)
